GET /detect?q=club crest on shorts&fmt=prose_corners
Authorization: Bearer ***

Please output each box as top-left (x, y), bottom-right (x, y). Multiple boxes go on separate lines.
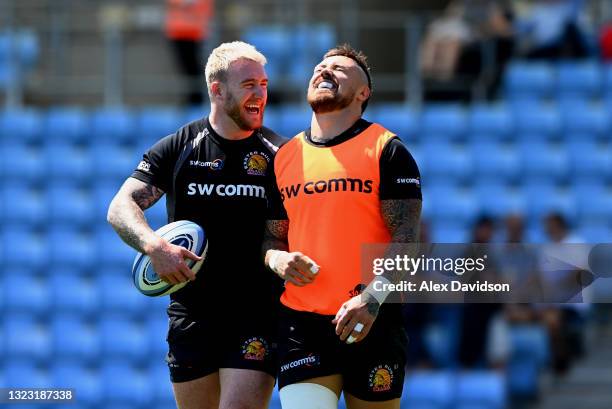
top-left (243, 151), bottom-right (269, 176)
top-left (368, 364), bottom-right (394, 392)
top-left (242, 337), bottom-right (268, 361)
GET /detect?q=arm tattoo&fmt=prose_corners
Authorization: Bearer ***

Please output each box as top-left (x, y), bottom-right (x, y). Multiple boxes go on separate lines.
top-left (107, 178), bottom-right (165, 254)
top-left (131, 183), bottom-right (164, 210)
top-left (262, 220), bottom-right (289, 258)
top-left (379, 198), bottom-right (422, 285)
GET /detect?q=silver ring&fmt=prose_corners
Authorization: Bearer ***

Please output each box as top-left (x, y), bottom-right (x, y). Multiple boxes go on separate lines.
top-left (347, 335), bottom-right (356, 344)
top-left (354, 323), bottom-right (364, 333)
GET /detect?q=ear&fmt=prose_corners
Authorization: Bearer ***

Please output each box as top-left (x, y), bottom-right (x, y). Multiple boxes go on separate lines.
top-left (211, 81), bottom-right (224, 100)
top-left (355, 85), bottom-right (371, 103)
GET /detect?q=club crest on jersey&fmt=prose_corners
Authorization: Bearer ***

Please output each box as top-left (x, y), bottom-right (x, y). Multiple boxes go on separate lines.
top-left (243, 151), bottom-right (269, 176)
top-left (242, 337), bottom-right (268, 361)
top-left (368, 364), bottom-right (394, 392)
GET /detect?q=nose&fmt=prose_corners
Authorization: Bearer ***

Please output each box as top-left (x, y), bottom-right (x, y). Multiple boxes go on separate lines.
top-left (253, 84), bottom-right (266, 98)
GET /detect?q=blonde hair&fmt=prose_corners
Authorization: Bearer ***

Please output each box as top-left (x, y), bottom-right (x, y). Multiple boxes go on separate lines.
top-left (205, 41), bottom-right (267, 97)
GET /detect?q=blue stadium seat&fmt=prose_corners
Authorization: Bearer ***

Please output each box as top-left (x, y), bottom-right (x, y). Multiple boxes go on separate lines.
top-left (288, 24), bottom-right (336, 84)
top-left (48, 184), bottom-right (95, 227)
top-left (522, 182), bottom-right (576, 222)
top-left (92, 182), bottom-right (122, 223)
top-left (45, 107), bottom-right (89, 144)
top-left (369, 104), bottom-right (419, 141)
top-left (429, 221), bottom-right (470, 243)
top-left (520, 142), bottom-right (568, 182)
top-left (97, 271), bottom-right (148, 316)
top-left (468, 105), bottom-right (513, 141)
top-left (48, 228), bottom-right (95, 269)
top-left (51, 314), bottom-right (100, 362)
top-left (504, 62), bottom-right (554, 100)
top-left (561, 101), bottom-right (610, 136)
top-left (0, 109), bottom-right (42, 142)
top-left (456, 371), bottom-right (506, 409)
top-left (402, 371), bottom-right (454, 409)
top-left (507, 325), bottom-right (548, 399)
top-left (3, 360), bottom-right (50, 388)
top-left (472, 143), bottom-right (520, 183)
top-left (423, 142), bottom-right (472, 182)
top-left (1, 184), bottom-right (47, 226)
top-left (574, 184), bottom-right (612, 222)
top-left (90, 108), bottom-right (135, 145)
top-left (92, 143), bottom-right (140, 183)
top-left (278, 105), bottom-right (312, 137)
top-left (262, 106), bottom-right (281, 132)
top-left (567, 140), bottom-right (612, 178)
top-left (1, 227), bottom-right (47, 268)
top-left (95, 226), bottom-right (135, 267)
top-left (3, 316), bottom-right (52, 362)
top-left (184, 106), bottom-right (209, 124)
top-left (3, 273), bottom-right (50, 316)
top-left (101, 361), bottom-right (151, 406)
top-left (420, 105), bottom-right (467, 141)
top-left (242, 25), bottom-right (291, 66)
top-left (100, 316), bottom-right (149, 362)
top-left (0, 144), bottom-right (45, 183)
top-left (475, 183), bottom-right (526, 217)
top-left (46, 143), bottom-right (93, 184)
top-left (51, 362), bottom-right (102, 406)
top-left (51, 272), bottom-right (99, 316)
top-left (514, 104), bottom-right (561, 138)
top-left (138, 107), bottom-right (184, 143)
top-left (426, 185), bottom-right (477, 224)
top-left (557, 61), bottom-right (602, 99)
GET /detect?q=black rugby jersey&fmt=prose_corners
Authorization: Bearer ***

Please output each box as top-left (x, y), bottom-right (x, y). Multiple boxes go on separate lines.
top-left (131, 117), bottom-right (287, 316)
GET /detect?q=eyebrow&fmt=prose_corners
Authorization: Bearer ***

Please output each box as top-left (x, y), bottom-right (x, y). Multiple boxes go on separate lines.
top-left (240, 78), bottom-right (268, 84)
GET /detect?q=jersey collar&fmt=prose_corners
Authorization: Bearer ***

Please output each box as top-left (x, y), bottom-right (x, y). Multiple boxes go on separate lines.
top-left (304, 118), bottom-right (372, 147)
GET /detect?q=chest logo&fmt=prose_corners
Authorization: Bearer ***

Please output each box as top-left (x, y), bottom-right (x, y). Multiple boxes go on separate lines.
top-left (243, 151), bottom-right (269, 176)
top-left (190, 158), bottom-right (224, 170)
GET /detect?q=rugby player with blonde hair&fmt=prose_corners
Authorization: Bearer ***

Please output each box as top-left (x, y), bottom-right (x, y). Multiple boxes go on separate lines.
top-left (108, 41), bottom-right (286, 409)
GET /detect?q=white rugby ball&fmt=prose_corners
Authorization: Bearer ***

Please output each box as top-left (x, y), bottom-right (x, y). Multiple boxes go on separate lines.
top-left (132, 220), bottom-right (207, 296)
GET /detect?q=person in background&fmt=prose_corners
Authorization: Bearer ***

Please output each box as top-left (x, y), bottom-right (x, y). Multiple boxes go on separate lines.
top-left (165, 0), bottom-right (215, 105)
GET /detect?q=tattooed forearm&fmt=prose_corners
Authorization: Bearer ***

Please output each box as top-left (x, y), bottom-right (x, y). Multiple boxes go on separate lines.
top-left (379, 198), bottom-right (422, 284)
top-left (262, 220), bottom-right (289, 263)
top-left (107, 178), bottom-right (165, 254)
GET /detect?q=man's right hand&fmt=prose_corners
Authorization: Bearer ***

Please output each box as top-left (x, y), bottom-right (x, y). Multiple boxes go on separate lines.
top-left (147, 237), bottom-right (203, 285)
top-left (267, 250), bottom-right (319, 286)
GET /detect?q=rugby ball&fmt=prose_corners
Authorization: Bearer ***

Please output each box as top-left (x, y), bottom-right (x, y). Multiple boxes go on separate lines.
top-left (132, 220), bottom-right (207, 296)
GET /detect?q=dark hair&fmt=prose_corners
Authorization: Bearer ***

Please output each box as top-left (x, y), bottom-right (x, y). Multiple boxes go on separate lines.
top-left (323, 44), bottom-right (372, 113)
top-left (546, 212), bottom-right (569, 230)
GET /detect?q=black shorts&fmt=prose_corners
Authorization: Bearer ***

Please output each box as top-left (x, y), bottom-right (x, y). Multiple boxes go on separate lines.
top-left (277, 305), bottom-right (407, 402)
top-left (166, 306), bottom-right (279, 383)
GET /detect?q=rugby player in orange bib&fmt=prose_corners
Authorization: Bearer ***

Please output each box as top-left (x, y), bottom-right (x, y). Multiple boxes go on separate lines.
top-left (264, 44), bottom-right (422, 409)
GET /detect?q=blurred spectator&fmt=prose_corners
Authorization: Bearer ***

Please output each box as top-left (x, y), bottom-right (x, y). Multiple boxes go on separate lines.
top-left (541, 212), bottom-right (590, 375)
top-left (499, 215), bottom-right (540, 323)
top-left (165, 0), bottom-right (214, 105)
top-left (458, 216), bottom-right (507, 368)
top-left (421, 0), bottom-right (515, 102)
top-left (515, 0), bottom-right (589, 60)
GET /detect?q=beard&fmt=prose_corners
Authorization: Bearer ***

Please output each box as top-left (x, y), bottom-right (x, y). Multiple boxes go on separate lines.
top-left (224, 93), bottom-right (258, 131)
top-left (307, 87), bottom-right (354, 114)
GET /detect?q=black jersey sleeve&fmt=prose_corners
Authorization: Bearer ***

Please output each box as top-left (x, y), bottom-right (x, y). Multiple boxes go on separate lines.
top-left (131, 133), bottom-right (183, 192)
top-left (267, 156), bottom-right (288, 220)
top-left (379, 137), bottom-right (422, 200)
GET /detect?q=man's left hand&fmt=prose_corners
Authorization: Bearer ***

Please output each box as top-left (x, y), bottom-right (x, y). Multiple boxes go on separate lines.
top-left (331, 293), bottom-right (380, 344)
